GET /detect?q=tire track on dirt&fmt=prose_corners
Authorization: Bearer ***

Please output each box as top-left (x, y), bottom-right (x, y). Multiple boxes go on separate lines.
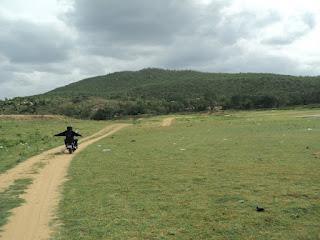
top-left (0, 123), bottom-right (130, 240)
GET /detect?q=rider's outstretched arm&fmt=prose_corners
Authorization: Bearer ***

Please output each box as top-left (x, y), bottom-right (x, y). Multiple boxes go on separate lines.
top-left (73, 131), bottom-right (82, 137)
top-left (54, 131), bottom-right (67, 136)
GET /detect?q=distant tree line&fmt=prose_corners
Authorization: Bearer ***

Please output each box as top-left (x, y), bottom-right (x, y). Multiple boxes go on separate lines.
top-left (2, 92), bottom-right (320, 120)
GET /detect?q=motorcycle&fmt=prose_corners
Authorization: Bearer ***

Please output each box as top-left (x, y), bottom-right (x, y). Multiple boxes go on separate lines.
top-left (65, 139), bottom-right (77, 154)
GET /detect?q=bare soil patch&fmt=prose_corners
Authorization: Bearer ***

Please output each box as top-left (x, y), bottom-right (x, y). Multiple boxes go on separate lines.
top-left (161, 117), bottom-right (175, 127)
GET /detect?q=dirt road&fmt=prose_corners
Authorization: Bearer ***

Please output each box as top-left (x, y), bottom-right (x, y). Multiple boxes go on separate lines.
top-left (0, 124), bottom-right (129, 240)
top-left (161, 117), bottom-right (175, 127)
top-left (0, 115), bottom-right (65, 120)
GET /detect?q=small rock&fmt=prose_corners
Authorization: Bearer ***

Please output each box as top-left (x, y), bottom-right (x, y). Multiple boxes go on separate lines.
top-left (180, 148), bottom-right (186, 151)
top-left (239, 200), bottom-right (245, 203)
top-left (102, 149), bottom-right (111, 152)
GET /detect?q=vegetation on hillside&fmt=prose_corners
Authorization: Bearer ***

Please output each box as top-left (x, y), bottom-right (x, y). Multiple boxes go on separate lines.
top-left (1, 68), bottom-right (320, 119)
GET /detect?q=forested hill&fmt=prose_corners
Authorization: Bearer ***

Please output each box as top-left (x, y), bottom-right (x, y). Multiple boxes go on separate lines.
top-left (1, 68), bottom-right (320, 119)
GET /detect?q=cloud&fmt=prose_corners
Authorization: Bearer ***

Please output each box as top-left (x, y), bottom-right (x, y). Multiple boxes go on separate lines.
top-left (158, 36), bottom-right (242, 69)
top-left (220, 53), bottom-right (298, 74)
top-left (67, 0), bottom-right (198, 45)
top-left (0, 17), bottom-right (73, 64)
top-left (65, 0), bottom-right (231, 60)
top-left (262, 13), bottom-right (316, 45)
top-left (212, 10), bottom-right (281, 45)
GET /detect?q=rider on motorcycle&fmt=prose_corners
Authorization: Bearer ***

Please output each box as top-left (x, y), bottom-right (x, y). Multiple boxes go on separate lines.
top-left (54, 126), bottom-right (82, 149)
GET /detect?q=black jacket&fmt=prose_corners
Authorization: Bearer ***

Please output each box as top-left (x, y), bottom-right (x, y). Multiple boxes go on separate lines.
top-left (54, 130), bottom-right (82, 142)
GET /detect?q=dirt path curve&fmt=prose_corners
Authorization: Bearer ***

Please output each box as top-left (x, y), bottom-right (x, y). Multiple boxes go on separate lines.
top-left (0, 123), bottom-right (130, 240)
top-left (161, 117), bottom-right (175, 127)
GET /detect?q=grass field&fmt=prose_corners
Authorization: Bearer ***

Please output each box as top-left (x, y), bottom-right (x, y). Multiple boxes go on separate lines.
top-left (54, 109), bottom-right (320, 239)
top-left (0, 117), bottom-right (107, 173)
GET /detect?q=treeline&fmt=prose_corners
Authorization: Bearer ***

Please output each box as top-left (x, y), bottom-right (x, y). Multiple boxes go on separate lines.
top-left (1, 68), bottom-right (320, 119)
top-left (90, 93), bottom-right (320, 120)
top-left (2, 92), bottom-right (320, 120)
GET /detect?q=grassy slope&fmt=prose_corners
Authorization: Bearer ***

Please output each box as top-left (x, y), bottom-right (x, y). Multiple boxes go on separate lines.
top-left (55, 109), bottom-right (320, 239)
top-left (0, 118), bottom-right (108, 173)
top-left (47, 68), bottom-right (320, 100)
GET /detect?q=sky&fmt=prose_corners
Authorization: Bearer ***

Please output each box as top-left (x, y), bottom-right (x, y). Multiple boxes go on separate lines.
top-left (0, 0), bottom-right (319, 98)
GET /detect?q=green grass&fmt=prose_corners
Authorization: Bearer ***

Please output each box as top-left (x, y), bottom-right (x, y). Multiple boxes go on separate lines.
top-left (0, 178), bottom-right (32, 229)
top-left (0, 117), bottom-right (108, 173)
top-left (55, 109), bottom-right (320, 239)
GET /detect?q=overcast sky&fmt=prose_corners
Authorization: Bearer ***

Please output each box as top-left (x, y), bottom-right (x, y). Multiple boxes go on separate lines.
top-left (0, 0), bottom-right (319, 98)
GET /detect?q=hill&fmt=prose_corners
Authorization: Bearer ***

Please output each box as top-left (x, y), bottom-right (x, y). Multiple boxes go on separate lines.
top-left (1, 68), bottom-right (320, 119)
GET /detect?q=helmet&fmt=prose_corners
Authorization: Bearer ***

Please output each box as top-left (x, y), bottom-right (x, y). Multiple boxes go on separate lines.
top-left (67, 126), bottom-right (73, 131)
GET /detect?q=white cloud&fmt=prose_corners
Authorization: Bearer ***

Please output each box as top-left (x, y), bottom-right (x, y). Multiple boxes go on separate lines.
top-left (0, 0), bottom-right (70, 22)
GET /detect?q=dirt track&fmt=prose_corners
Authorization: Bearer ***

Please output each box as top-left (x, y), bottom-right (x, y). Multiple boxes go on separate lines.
top-left (0, 115), bottom-right (65, 120)
top-left (161, 117), bottom-right (175, 127)
top-left (0, 124), bottom-right (129, 240)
